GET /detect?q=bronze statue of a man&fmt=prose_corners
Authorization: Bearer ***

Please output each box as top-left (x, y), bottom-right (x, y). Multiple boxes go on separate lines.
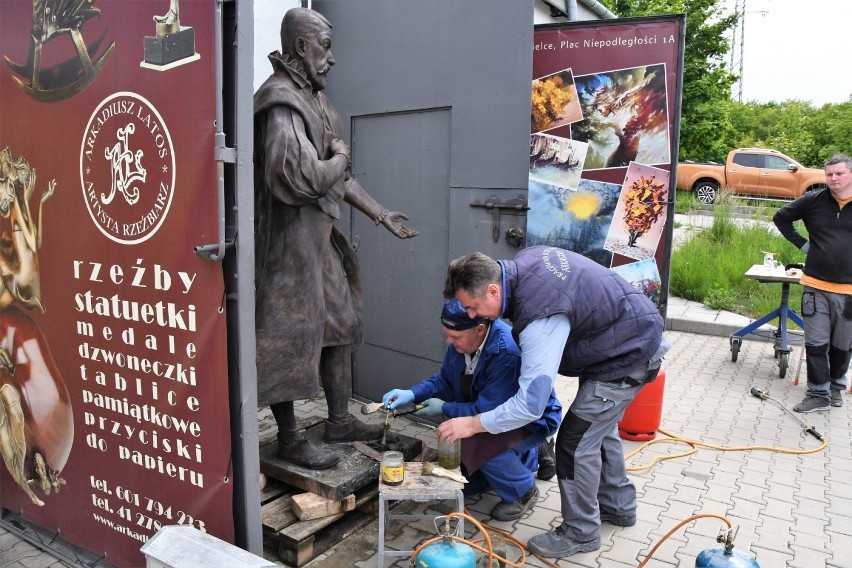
top-left (254, 7), bottom-right (417, 469)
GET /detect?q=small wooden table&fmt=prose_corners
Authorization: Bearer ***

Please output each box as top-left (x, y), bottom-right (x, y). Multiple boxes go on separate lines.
top-left (377, 462), bottom-right (465, 567)
top-left (730, 264), bottom-right (804, 378)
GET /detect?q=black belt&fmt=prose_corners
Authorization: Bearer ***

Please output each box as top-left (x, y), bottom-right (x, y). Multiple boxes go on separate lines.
top-left (595, 363), bottom-right (661, 387)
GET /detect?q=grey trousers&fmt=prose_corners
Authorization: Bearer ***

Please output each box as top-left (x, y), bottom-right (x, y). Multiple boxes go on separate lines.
top-left (802, 287), bottom-right (852, 399)
top-left (555, 378), bottom-right (642, 542)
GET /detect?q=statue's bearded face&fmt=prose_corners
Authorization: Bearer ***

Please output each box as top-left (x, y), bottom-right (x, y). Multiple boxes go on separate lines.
top-left (301, 25), bottom-right (335, 92)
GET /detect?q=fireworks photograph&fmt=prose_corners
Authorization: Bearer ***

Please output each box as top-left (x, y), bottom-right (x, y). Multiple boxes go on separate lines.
top-left (571, 63), bottom-right (670, 170)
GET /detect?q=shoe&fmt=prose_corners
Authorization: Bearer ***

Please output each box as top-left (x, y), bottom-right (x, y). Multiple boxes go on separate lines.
top-left (527, 526), bottom-right (601, 558)
top-left (831, 389), bottom-right (843, 408)
top-left (537, 438), bottom-right (556, 481)
top-left (600, 507), bottom-right (636, 527)
top-left (490, 485), bottom-right (539, 521)
top-left (323, 416), bottom-right (384, 443)
top-left (793, 395), bottom-right (831, 413)
top-left (276, 436), bottom-right (340, 470)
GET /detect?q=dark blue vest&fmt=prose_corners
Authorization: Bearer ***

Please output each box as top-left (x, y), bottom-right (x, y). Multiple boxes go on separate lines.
top-left (502, 246), bottom-right (663, 381)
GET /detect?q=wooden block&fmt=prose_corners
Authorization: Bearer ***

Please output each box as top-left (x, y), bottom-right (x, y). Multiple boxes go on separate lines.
top-left (261, 493), bottom-right (297, 533)
top-left (260, 477), bottom-right (290, 505)
top-left (279, 485), bottom-right (379, 543)
top-left (356, 499), bottom-right (380, 516)
top-left (292, 492), bottom-right (356, 521)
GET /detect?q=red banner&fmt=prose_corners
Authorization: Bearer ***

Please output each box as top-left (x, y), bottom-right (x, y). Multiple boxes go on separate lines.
top-left (0, 1), bottom-right (233, 565)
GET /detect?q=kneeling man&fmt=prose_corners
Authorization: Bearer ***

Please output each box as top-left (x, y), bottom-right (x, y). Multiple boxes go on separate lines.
top-left (384, 300), bottom-right (561, 520)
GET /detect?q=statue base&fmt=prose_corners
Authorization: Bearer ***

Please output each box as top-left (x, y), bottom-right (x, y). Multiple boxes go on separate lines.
top-left (259, 418), bottom-right (423, 501)
top-left (142, 27), bottom-right (199, 69)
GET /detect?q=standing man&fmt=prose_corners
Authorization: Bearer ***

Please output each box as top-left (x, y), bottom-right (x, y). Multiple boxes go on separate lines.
top-left (438, 246), bottom-right (668, 559)
top-left (254, 8), bottom-right (417, 469)
top-left (383, 300), bottom-right (561, 521)
top-left (774, 154), bottom-right (852, 412)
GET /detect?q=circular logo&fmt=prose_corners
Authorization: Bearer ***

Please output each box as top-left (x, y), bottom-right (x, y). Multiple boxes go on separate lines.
top-left (80, 92), bottom-right (175, 244)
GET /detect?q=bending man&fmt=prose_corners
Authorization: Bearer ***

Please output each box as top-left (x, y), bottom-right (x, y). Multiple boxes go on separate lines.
top-left (439, 246), bottom-right (668, 558)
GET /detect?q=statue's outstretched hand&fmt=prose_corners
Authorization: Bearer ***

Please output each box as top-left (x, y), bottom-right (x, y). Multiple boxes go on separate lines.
top-left (383, 211), bottom-right (419, 239)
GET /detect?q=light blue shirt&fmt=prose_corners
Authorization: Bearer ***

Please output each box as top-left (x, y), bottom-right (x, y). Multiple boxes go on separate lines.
top-left (480, 314), bottom-right (570, 433)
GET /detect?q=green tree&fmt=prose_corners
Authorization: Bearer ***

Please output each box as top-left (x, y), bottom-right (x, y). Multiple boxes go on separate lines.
top-left (810, 98), bottom-right (852, 163)
top-left (602, 0), bottom-right (739, 163)
top-left (726, 99), bottom-right (851, 168)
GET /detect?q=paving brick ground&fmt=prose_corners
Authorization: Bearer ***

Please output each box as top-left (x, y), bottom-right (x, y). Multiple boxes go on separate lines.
top-left (4, 325), bottom-right (852, 567)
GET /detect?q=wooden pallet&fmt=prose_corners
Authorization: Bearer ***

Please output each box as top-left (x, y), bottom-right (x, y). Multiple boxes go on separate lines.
top-left (261, 478), bottom-right (379, 567)
top-left (258, 413), bottom-right (425, 565)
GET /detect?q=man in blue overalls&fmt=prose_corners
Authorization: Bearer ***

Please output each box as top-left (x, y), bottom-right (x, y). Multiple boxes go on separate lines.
top-left (384, 299), bottom-right (561, 521)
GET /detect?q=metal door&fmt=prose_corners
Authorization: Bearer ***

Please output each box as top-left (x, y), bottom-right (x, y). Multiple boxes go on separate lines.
top-left (313, 0), bottom-right (534, 400)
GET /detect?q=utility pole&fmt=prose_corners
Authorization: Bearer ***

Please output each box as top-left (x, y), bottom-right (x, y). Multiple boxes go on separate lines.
top-left (729, 0), bottom-right (746, 102)
top-left (730, 0), bottom-right (768, 103)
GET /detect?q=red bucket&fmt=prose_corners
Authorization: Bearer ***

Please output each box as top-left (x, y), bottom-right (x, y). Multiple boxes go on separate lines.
top-left (618, 369), bottom-right (665, 441)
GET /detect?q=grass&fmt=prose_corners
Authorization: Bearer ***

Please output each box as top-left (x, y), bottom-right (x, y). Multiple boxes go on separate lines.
top-left (669, 194), bottom-right (807, 324)
top-left (673, 188), bottom-right (784, 220)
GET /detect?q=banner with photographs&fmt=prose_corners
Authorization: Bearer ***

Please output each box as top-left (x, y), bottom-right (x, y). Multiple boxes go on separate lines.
top-left (529, 16), bottom-right (684, 309)
top-left (0, 1), bottom-right (233, 565)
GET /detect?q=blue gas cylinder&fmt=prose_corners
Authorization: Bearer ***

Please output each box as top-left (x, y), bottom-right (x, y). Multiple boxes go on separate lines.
top-left (414, 539), bottom-right (476, 568)
top-left (695, 546), bottom-right (760, 567)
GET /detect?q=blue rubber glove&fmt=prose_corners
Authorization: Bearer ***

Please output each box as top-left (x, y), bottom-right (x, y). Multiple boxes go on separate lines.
top-left (415, 398), bottom-right (445, 417)
top-left (383, 389), bottom-right (415, 411)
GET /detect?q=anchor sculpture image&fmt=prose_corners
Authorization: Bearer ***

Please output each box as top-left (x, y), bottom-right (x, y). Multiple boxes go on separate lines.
top-left (0, 147), bottom-right (72, 506)
top-left (3, 0), bottom-right (115, 102)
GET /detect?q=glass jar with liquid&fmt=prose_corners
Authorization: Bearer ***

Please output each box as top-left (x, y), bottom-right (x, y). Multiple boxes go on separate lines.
top-left (437, 438), bottom-right (461, 470)
top-left (381, 451), bottom-right (404, 485)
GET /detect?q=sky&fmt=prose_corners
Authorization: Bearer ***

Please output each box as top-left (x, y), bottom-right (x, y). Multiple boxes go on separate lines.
top-left (724, 0), bottom-right (851, 106)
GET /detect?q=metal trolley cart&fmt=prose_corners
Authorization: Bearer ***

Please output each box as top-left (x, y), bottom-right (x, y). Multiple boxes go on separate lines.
top-left (730, 264), bottom-right (804, 378)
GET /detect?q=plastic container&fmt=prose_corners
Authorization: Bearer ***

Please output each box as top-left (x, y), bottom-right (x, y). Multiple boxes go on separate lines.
top-left (618, 369), bottom-right (666, 441)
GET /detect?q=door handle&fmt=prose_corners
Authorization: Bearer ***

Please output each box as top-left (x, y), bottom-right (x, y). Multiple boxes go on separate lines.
top-left (506, 227), bottom-right (524, 247)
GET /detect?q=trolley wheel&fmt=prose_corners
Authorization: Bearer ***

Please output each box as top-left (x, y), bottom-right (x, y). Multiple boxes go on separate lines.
top-left (731, 338), bottom-right (740, 362)
top-left (778, 352), bottom-right (789, 378)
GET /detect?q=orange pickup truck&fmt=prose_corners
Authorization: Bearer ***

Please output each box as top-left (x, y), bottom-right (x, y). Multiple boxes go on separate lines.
top-left (676, 148), bottom-right (827, 204)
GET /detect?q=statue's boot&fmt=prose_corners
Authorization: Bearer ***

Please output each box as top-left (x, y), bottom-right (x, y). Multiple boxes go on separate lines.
top-left (321, 345), bottom-right (385, 443)
top-left (277, 434), bottom-right (340, 470)
top-left (324, 415), bottom-right (384, 443)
